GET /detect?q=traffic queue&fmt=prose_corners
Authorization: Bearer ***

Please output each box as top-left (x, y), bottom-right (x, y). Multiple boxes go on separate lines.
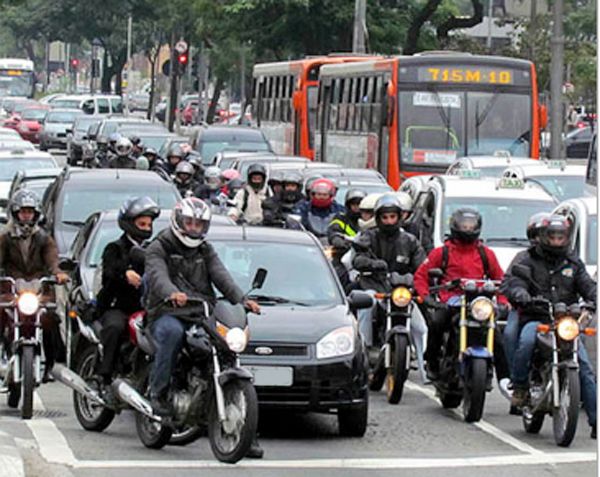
top-left (0, 103), bottom-right (596, 464)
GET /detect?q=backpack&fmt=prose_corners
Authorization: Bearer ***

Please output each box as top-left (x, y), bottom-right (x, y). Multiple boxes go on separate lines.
top-left (441, 244), bottom-right (491, 279)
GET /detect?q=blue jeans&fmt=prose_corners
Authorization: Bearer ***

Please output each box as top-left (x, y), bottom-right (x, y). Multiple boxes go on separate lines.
top-left (503, 310), bottom-right (520, 378)
top-left (513, 320), bottom-right (597, 427)
top-left (150, 314), bottom-right (188, 397)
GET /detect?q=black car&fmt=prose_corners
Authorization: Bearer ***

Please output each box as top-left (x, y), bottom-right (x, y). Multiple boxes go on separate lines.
top-left (91, 116), bottom-right (160, 146)
top-left (565, 126), bottom-right (594, 159)
top-left (190, 125), bottom-right (273, 166)
top-left (209, 225), bottom-right (372, 436)
top-left (42, 168), bottom-right (180, 254)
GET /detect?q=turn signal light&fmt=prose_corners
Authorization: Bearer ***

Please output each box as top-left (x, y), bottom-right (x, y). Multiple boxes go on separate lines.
top-left (583, 328), bottom-right (596, 336)
top-left (374, 293), bottom-right (386, 300)
top-left (68, 310), bottom-right (78, 319)
top-left (536, 324), bottom-right (551, 333)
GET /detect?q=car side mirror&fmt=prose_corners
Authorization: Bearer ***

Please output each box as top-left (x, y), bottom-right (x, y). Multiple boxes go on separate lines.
top-left (251, 268), bottom-right (268, 290)
top-left (347, 290), bottom-right (374, 310)
top-left (59, 256), bottom-right (78, 272)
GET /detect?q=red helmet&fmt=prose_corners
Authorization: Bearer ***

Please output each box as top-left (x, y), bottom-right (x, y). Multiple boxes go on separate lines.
top-left (310, 178), bottom-right (336, 208)
top-left (221, 169), bottom-right (241, 182)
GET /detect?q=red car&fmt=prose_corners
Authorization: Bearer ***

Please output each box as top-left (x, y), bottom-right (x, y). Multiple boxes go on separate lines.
top-left (8, 107), bottom-right (49, 144)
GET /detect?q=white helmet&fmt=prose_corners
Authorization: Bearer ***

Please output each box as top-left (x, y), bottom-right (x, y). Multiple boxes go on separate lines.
top-left (394, 191), bottom-right (413, 212)
top-left (358, 193), bottom-right (383, 231)
top-left (116, 137), bottom-right (133, 157)
top-left (170, 197), bottom-right (211, 248)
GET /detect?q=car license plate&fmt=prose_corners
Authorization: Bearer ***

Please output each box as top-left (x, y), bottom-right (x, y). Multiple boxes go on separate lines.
top-left (246, 366), bottom-right (293, 387)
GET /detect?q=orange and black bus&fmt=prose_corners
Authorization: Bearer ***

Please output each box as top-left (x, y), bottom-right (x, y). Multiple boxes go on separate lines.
top-left (252, 55), bottom-right (379, 160)
top-left (316, 52), bottom-right (547, 188)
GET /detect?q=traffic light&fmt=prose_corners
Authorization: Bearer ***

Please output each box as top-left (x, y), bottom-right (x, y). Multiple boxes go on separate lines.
top-left (70, 58), bottom-right (79, 70)
top-left (177, 51), bottom-right (188, 74)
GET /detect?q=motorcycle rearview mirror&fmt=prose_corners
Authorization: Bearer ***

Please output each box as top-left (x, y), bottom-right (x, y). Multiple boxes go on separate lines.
top-left (59, 256), bottom-right (78, 272)
top-left (210, 197), bottom-right (221, 206)
top-left (250, 268), bottom-right (268, 292)
top-left (347, 290), bottom-right (374, 310)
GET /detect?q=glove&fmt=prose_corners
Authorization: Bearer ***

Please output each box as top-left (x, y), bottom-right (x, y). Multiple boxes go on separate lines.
top-left (371, 260), bottom-right (388, 272)
top-left (512, 289), bottom-right (531, 306)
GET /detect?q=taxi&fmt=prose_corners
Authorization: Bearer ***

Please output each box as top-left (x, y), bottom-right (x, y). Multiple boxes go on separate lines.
top-left (445, 155), bottom-right (538, 177)
top-left (553, 196), bottom-right (597, 278)
top-left (406, 171), bottom-right (557, 269)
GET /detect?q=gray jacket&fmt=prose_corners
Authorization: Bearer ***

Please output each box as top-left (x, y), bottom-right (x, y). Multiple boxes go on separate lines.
top-left (144, 228), bottom-right (244, 321)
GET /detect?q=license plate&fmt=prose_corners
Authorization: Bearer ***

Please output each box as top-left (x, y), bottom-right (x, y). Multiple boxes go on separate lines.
top-left (246, 365), bottom-right (293, 387)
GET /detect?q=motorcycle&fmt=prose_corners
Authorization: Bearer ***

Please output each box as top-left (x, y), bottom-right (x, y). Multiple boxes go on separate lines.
top-left (426, 268), bottom-right (500, 422)
top-left (368, 272), bottom-right (416, 404)
top-left (512, 264), bottom-right (596, 447)
top-left (0, 276), bottom-right (59, 419)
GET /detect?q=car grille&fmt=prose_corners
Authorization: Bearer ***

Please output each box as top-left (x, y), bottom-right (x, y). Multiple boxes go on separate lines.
top-left (245, 343), bottom-right (309, 357)
top-left (257, 381), bottom-right (311, 402)
top-left (57, 133), bottom-right (66, 137)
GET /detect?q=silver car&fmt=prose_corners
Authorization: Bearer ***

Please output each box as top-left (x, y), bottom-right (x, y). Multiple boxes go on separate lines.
top-left (39, 108), bottom-right (84, 151)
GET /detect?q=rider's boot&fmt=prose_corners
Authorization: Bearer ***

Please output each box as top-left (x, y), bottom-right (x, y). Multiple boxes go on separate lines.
top-left (151, 392), bottom-right (172, 417)
top-left (246, 437), bottom-right (264, 459)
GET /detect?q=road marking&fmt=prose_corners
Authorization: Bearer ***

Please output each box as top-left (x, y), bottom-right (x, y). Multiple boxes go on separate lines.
top-left (404, 381), bottom-right (544, 455)
top-left (25, 409), bottom-right (76, 467)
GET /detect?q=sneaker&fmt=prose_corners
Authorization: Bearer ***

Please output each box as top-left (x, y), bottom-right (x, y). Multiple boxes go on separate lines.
top-left (246, 439), bottom-right (264, 459)
top-left (498, 378), bottom-right (513, 401)
top-left (511, 388), bottom-right (528, 408)
top-left (151, 395), bottom-right (172, 417)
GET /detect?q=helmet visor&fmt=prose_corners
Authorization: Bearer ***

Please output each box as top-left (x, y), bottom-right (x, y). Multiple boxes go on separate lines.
top-left (456, 216), bottom-right (479, 233)
top-left (182, 216), bottom-right (209, 239)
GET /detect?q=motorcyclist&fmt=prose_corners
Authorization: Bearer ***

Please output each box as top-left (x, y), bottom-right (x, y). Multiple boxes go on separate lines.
top-left (94, 135), bottom-right (110, 168)
top-left (129, 135), bottom-right (144, 158)
top-left (357, 193), bottom-right (384, 231)
top-left (394, 191), bottom-right (419, 237)
top-left (297, 178), bottom-right (343, 239)
top-left (174, 161), bottom-right (199, 197)
top-left (262, 171), bottom-right (304, 227)
top-left (195, 166), bottom-right (223, 202)
top-left (187, 152), bottom-right (205, 183)
top-left (500, 215), bottom-right (597, 437)
top-left (106, 133), bottom-right (121, 165)
top-left (163, 145), bottom-right (185, 176)
top-left (414, 208), bottom-right (511, 396)
top-left (144, 197), bottom-right (264, 456)
top-left (352, 194), bottom-right (426, 346)
top-left (108, 137), bottom-right (137, 169)
top-left (0, 190), bottom-right (69, 382)
top-left (95, 197), bottom-right (160, 389)
top-left (142, 147), bottom-right (163, 171)
top-left (267, 171), bottom-right (284, 197)
top-left (230, 164), bottom-right (269, 225)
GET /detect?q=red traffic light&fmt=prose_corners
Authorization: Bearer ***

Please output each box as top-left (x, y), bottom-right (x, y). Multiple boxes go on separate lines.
top-left (70, 58), bottom-right (79, 68)
top-left (177, 53), bottom-right (188, 65)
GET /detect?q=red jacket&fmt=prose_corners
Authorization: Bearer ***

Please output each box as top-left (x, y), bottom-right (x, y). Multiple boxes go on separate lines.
top-left (414, 239), bottom-right (507, 304)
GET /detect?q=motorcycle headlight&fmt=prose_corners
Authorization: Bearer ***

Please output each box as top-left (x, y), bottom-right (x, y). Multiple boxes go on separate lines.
top-left (18, 292), bottom-right (39, 315)
top-left (225, 327), bottom-right (248, 353)
top-left (556, 317), bottom-right (579, 341)
top-left (316, 326), bottom-right (354, 359)
top-left (470, 297), bottom-right (494, 322)
top-left (392, 287), bottom-right (412, 307)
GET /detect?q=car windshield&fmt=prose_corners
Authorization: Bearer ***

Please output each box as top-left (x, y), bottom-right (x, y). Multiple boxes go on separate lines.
top-left (587, 215), bottom-right (597, 265)
top-left (0, 158), bottom-right (56, 180)
top-left (51, 99), bottom-right (81, 109)
top-left (75, 117), bottom-right (100, 132)
top-left (528, 175), bottom-right (585, 201)
top-left (199, 141), bottom-right (270, 165)
top-left (21, 109), bottom-right (47, 121)
top-left (46, 111), bottom-right (80, 123)
top-left (211, 241), bottom-right (343, 306)
top-left (134, 135), bottom-right (172, 151)
top-left (442, 198), bottom-right (553, 243)
top-left (60, 186), bottom-right (178, 224)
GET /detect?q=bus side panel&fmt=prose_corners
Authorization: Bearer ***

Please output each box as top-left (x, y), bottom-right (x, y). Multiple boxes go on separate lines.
top-left (260, 122), bottom-right (294, 156)
top-left (324, 132), bottom-right (379, 170)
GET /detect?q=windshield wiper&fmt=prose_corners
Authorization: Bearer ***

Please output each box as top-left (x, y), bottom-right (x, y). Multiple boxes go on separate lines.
top-left (62, 220), bottom-right (85, 227)
top-left (247, 294), bottom-right (310, 306)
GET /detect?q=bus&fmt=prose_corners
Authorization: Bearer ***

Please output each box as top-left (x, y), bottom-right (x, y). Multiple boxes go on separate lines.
top-left (252, 55), bottom-right (379, 160)
top-left (316, 52), bottom-right (547, 188)
top-left (0, 58), bottom-right (36, 98)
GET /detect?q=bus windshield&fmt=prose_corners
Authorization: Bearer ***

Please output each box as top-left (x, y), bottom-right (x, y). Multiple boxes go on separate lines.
top-left (399, 89), bottom-right (531, 167)
top-left (0, 70), bottom-right (34, 97)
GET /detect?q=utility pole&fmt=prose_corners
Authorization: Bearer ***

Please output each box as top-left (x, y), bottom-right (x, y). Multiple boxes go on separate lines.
top-left (125, 15), bottom-right (132, 109)
top-left (550, 0), bottom-right (565, 159)
top-left (167, 34), bottom-right (178, 131)
top-left (240, 45), bottom-right (246, 108)
top-left (528, 0), bottom-right (538, 61)
top-left (486, 0), bottom-right (493, 50)
top-left (352, 0), bottom-right (367, 53)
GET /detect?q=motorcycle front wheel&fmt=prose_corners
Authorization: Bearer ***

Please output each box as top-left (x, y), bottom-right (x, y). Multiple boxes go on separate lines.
top-left (553, 367), bottom-right (580, 447)
top-left (207, 379), bottom-right (258, 463)
top-left (462, 358), bottom-right (487, 423)
top-left (386, 334), bottom-right (409, 404)
top-left (21, 346), bottom-right (35, 420)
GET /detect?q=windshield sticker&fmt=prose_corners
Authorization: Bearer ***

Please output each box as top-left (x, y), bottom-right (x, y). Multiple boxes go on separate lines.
top-left (412, 149), bottom-right (457, 163)
top-left (413, 92), bottom-right (461, 109)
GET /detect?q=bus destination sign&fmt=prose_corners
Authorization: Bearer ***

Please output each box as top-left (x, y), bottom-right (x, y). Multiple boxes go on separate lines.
top-left (418, 66), bottom-right (514, 84)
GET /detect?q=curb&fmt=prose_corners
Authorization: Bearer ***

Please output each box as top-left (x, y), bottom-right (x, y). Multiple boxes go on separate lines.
top-left (0, 430), bottom-right (24, 477)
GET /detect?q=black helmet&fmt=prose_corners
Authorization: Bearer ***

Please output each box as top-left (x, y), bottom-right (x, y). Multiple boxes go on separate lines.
top-left (345, 188), bottom-right (367, 208)
top-left (10, 189), bottom-right (42, 236)
top-left (539, 214), bottom-right (571, 257)
top-left (118, 196), bottom-right (160, 241)
top-left (167, 144), bottom-right (184, 160)
top-left (526, 212), bottom-right (551, 245)
top-left (129, 135), bottom-right (142, 146)
top-left (282, 171), bottom-right (302, 187)
top-left (449, 208), bottom-right (482, 243)
top-left (374, 194), bottom-right (402, 235)
top-left (144, 147), bottom-right (158, 158)
top-left (175, 161), bottom-right (195, 185)
top-left (247, 163), bottom-right (266, 181)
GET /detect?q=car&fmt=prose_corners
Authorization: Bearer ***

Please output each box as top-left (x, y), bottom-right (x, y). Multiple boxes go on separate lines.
top-left (553, 197), bottom-right (597, 278)
top-left (0, 139), bottom-right (35, 152)
top-left (7, 167), bottom-right (68, 207)
top-left (565, 126), bottom-right (594, 159)
top-left (116, 127), bottom-right (175, 152)
top-left (0, 150), bottom-right (58, 212)
top-left (191, 125), bottom-right (273, 165)
top-left (8, 106), bottom-right (50, 143)
top-left (50, 94), bottom-right (124, 116)
top-left (501, 160), bottom-right (587, 201)
top-left (208, 225), bottom-right (372, 435)
top-left (445, 156), bottom-right (540, 177)
top-left (157, 136), bottom-right (191, 159)
top-left (39, 109), bottom-right (85, 150)
top-left (211, 150), bottom-right (276, 170)
top-left (407, 173), bottom-right (557, 269)
top-left (334, 180), bottom-right (393, 204)
top-left (38, 93), bottom-right (66, 105)
top-left (93, 117), bottom-right (159, 146)
top-left (0, 97), bottom-right (31, 119)
top-left (231, 155), bottom-right (310, 179)
top-left (66, 115), bottom-right (103, 165)
top-left (0, 127), bottom-right (21, 140)
top-left (42, 168), bottom-right (181, 254)
top-left (585, 133), bottom-right (596, 196)
top-left (126, 92), bottom-right (150, 112)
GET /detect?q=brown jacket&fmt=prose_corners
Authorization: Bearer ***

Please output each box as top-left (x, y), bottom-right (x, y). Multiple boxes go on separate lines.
top-left (0, 225), bottom-right (61, 280)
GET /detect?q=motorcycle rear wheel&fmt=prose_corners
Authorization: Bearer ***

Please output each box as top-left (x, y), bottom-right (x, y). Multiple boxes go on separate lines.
top-left (462, 358), bottom-right (487, 423)
top-left (135, 381), bottom-right (172, 449)
top-left (21, 347), bottom-right (35, 420)
top-left (553, 368), bottom-right (580, 447)
top-left (207, 379), bottom-right (258, 463)
top-left (73, 347), bottom-right (115, 432)
top-left (386, 334), bottom-right (409, 404)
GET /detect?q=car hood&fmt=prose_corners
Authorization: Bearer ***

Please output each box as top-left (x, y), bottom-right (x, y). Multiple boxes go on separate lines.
top-left (246, 304), bottom-right (353, 344)
top-left (43, 123), bottom-right (70, 133)
top-left (488, 245), bottom-right (527, 272)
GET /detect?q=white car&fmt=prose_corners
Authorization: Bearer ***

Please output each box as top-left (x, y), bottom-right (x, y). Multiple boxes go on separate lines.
top-left (445, 155), bottom-right (539, 177)
top-left (408, 173), bottom-right (557, 270)
top-left (553, 197), bottom-right (597, 278)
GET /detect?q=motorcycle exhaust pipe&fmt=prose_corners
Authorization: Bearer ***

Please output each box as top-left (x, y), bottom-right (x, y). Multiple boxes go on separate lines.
top-left (111, 378), bottom-right (161, 422)
top-left (51, 364), bottom-right (106, 406)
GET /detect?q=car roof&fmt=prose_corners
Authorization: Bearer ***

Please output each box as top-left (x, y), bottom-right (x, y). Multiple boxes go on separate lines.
top-left (451, 156), bottom-right (540, 168)
top-left (46, 108), bottom-right (83, 114)
top-left (235, 155), bottom-right (308, 163)
top-left (504, 163), bottom-right (586, 177)
top-left (198, 126), bottom-right (266, 140)
top-left (0, 150), bottom-right (55, 161)
top-left (14, 167), bottom-right (64, 178)
top-left (60, 169), bottom-right (174, 186)
top-left (431, 176), bottom-right (556, 202)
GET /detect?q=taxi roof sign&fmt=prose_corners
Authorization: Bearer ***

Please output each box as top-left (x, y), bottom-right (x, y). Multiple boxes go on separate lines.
top-left (458, 168), bottom-right (481, 179)
top-left (497, 176), bottom-right (525, 189)
top-left (546, 159), bottom-right (566, 170)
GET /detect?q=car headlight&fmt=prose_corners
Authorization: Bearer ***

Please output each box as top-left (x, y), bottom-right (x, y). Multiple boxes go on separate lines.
top-left (392, 287), bottom-right (412, 307)
top-left (556, 317), bottom-right (579, 341)
top-left (18, 292), bottom-right (39, 315)
top-left (316, 326), bottom-right (355, 359)
top-left (470, 297), bottom-right (494, 321)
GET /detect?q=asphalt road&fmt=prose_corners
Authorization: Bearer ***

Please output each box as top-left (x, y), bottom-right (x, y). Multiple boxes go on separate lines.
top-left (0, 373), bottom-right (596, 477)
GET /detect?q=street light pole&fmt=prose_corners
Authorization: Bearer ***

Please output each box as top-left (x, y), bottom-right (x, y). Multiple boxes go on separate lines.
top-left (550, 0), bottom-right (565, 159)
top-left (352, 0), bottom-right (366, 53)
top-left (486, 0), bottom-right (493, 50)
top-left (125, 15), bottom-right (132, 107)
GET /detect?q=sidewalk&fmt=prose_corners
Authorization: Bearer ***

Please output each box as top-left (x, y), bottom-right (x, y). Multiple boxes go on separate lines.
top-left (0, 429), bottom-right (24, 477)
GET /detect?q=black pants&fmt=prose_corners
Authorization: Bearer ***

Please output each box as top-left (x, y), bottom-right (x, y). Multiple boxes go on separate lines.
top-left (97, 309), bottom-right (128, 378)
top-left (425, 307), bottom-right (509, 381)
